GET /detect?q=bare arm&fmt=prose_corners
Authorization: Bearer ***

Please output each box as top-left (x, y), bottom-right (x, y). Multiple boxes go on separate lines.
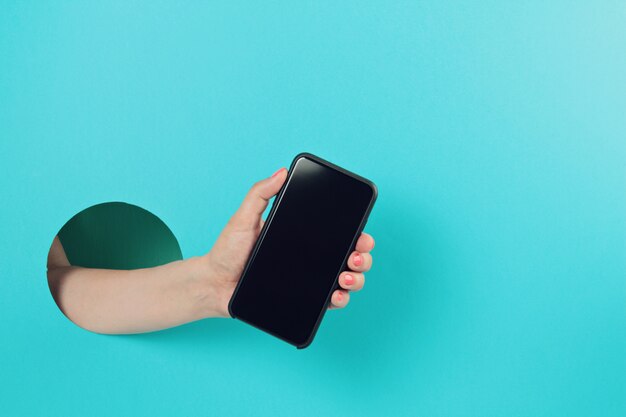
top-left (47, 237), bottom-right (220, 334)
top-left (47, 168), bottom-right (374, 334)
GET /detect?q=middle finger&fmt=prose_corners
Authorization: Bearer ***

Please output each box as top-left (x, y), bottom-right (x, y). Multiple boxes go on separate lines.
top-left (347, 251), bottom-right (372, 272)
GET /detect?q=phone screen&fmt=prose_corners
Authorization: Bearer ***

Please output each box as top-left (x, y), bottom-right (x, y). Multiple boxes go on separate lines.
top-left (229, 154), bottom-right (376, 348)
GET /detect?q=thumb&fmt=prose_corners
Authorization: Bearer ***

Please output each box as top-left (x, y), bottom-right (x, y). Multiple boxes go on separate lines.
top-left (230, 167), bottom-right (288, 229)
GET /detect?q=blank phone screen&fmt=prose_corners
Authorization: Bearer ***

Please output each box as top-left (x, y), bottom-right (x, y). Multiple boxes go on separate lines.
top-left (229, 155), bottom-right (376, 347)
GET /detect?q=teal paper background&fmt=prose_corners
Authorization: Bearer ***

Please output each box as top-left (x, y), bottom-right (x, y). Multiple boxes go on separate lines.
top-left (1, 2), bottom-right (624, 416)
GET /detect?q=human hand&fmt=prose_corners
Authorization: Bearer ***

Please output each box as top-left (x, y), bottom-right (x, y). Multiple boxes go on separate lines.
top-left (202, 167), bottom-right (375, 318)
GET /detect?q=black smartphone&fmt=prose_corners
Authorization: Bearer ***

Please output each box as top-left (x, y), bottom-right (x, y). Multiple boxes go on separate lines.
top-left (228, 152), bottom-right (378, 349)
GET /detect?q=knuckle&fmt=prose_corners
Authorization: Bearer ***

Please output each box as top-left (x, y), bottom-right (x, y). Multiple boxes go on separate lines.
top-left (248, 180), bottom-right (264, 195)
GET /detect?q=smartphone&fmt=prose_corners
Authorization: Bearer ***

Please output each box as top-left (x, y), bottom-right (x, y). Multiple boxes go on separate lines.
top-left (228, 152), bottom-right (378, 349)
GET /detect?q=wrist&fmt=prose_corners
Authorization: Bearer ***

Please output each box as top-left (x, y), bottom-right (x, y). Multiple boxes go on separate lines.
top-left (184, 254), bottom-right (232, 320)
top-left (183, 255), bottom-right (228, 320)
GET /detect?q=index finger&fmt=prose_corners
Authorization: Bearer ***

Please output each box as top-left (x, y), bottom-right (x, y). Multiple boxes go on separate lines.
top-left (355, 232), bottom-right (375, 253)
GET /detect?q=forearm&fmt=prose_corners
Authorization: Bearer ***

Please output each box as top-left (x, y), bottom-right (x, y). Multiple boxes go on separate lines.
top-left (47, 255), bottom-right (223, 334)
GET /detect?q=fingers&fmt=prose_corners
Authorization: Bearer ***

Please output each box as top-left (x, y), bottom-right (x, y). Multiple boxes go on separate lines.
top-left (347, 250), bottom-right (372, 272)
top-left (355, 232), bottom-right (375, 253)
top-left (338, 271), bottom-right (365, 291)
top-left (331, 233), bottom-right (374, 309)
top-left (329, 289), bottom-right (350, 309)
top-left (329, 272), bottom-right (365, 309)
top-left (230, 168), bottom-right (287, 230)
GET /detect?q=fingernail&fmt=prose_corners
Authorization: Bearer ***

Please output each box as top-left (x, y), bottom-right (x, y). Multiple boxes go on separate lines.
top-left (337, 291), bottom-right (343, 301)
top-left (344, 274), bottom-right (354, 286)
top-left (271, 168), bottom-right (284, 178)
top-left (353, 253), bottom-right (362, 266)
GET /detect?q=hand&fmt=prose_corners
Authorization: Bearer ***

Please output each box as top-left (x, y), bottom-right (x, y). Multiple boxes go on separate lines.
top-left (202, 167), bottom-right (375, 317)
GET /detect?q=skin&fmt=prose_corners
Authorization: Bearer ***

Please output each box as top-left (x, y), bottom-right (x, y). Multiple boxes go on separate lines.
top-left (47, 167), bottom-right (375, 334)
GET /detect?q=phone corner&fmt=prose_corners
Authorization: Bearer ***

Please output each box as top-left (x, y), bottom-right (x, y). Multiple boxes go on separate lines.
top-left (295, 324), bottom-right (324, 349)
top-left (296, 337), bottom-right (315, 350)
top-left (365, 179), bottom-right (378, 202)
top-left (292, 151), bottom-right (314, 163)
top-left (227, 297), bottom-right (237, 319)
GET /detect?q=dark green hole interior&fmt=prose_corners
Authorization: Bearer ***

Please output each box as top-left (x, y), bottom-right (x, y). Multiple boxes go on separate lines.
top-left (57, 202), bottom-right (182, 270)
